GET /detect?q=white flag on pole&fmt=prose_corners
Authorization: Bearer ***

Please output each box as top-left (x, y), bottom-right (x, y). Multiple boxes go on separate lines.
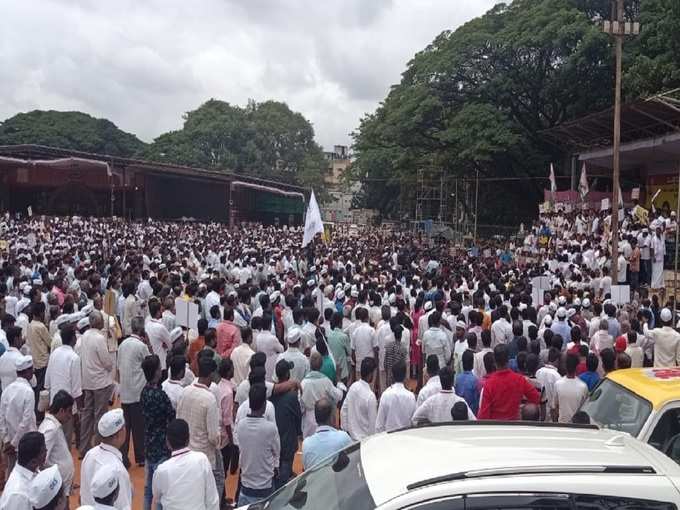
top-left (549, 163), bottom-right (557, 194)
top-left (578, 163), bottom-right (589, 198)
top-left (302, 190), bottom-right (324, 248)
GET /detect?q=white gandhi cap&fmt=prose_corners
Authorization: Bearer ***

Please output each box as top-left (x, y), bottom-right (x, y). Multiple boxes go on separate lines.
top-left (90, 464), bottom-right (119, 499)
top-left (29, 465), bottom-right (62, 508)
top-left (98, 408), bottom-right (125, 438)
top-left (170, 327), bottom-right (184, 343)
top-left (15, 355), bottom-right (33, 372)
top-left (661, 308), bottom-right (673, 322)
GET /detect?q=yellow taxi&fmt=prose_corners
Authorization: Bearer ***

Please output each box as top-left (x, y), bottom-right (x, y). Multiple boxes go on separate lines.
top-left (580, 368), bottom-right (680, 461)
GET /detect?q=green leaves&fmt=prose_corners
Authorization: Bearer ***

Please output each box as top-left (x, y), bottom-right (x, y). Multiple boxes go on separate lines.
top-left (139, 99), bottom-right (327, 194)
top-left (0, 110), bottom-right (145, 157)
top-left (351, 0), bottom-right (678, 225)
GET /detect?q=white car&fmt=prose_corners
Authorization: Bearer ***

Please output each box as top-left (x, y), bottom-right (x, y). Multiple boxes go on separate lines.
top-left (242, 422), bottom-right (680, 509)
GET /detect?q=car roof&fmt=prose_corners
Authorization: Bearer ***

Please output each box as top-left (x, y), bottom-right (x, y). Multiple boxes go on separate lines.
top-left (607, 367), bottom-right (680, 409)
top-left (360, 423), bottom-right (680, 506)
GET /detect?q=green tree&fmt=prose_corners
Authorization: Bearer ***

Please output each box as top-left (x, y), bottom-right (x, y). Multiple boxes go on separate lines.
top-left (140, 99), bottom-right (328, 197)
top-left (0, 110), bottom-right (145, 157)
top-left (352, 0), bottom-right (614, 225)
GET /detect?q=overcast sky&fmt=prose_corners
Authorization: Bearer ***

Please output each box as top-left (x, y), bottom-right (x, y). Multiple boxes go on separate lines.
top-left (0, 0), bottom-right (497, 151)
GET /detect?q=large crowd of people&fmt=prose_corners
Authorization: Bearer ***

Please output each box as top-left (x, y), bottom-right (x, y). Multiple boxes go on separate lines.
top-left (0, 209), bottom-right (679, 510)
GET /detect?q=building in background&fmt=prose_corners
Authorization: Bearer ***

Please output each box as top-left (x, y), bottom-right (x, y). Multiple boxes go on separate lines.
top-left (0, 144), bottom-right (306, 226)
top-left (322, 145), bottom-right (377, 224)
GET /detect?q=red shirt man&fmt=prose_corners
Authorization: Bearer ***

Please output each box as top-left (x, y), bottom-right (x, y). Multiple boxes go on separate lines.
top-left (216, 308), bottom-right (242, 358)
top-left (478, 344), bottom-right (540, 420)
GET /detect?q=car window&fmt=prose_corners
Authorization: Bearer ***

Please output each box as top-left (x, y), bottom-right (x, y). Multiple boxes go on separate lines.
top-left (649, 408), bottom-right (680, 452)
top-left (404, 495), bottom-right (464, 509)
top-left (465, 493), bottom-right (572, 510)
top-left (573, 494), bottom-right (676, 510)
top-left (580, 379), bottom-right (652, 436)
top-left (405, 494), bottom-right (677, 510)
top-left (252, 442), bottom-right (375, 510)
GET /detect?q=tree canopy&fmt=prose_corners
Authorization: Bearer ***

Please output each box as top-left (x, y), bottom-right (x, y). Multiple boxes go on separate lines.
top-left (350, 0), bottom-right (680, 225)
top-left (0, 110), bottom-right (145, 157)
top-left (138, 99), bottom-right (328, 195)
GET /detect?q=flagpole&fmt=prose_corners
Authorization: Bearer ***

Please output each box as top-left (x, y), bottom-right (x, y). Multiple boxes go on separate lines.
top-left (674, 160), bottom-right (680, 312)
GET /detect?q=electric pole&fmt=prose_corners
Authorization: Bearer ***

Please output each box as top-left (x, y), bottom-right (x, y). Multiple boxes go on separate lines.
top-left (605, 0), bottom-right (639, 284)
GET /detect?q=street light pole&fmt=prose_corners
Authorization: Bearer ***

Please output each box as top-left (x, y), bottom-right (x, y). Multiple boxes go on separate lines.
top-left (610, 0), bottom-right (624, 285)
top-left (603, 0), bottom-right (639, 283)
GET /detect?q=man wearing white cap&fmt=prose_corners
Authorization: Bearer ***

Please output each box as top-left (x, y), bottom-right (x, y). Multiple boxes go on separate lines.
top-left (29, 464), bottom-right (65, 510)
top-left (0, 355), bottom-right (36, 477)
top-left (550, 307), bottom-right (571, 346)
top-left (275, 329), bottom-right (310, 383)
top-left (79, 311), bottom-right (114, 458)
top-left (117, 317), bottom-right (150, 469)
top-left (0, 431), bottom-right (46, 510)
top-left (79, 409), bottom-right (132, 510)
top-left (89, 463), bottom-right (120, 510)
top-left (643, 308), bottom-right (680, 368)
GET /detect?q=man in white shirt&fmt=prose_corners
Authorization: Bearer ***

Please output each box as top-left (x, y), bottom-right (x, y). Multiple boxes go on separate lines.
top-left (535, 349), bottom-right (562, 422)
top-left (235, 384), bottom-right (280, 507)
top-left (638, 228), bottom-right (652, 286)
top-left (79, 311), bottom-right (114, 458)
top-left (590, 319), bottom-right (614, 355)
top-left (421, 312), bottom-right (451, 372)
top-left (651, 227), bottom-right (666, 289)
top-left (600, 267), bottom-right (613, 298)
top-left (44, 323), bottom-right (81, 447)
top-left (0, 355), bottom-right (36, 477)
top-left (555, 354), bottom-right (589, 423)
top-left (412, 367), bottom-right (476, 424)
top-left (490, 306), bottom-right (513, 347)
top-left (375, 361), bottom-right (416, 432)
top-left (473, 332), bottom-right (493, 378)
top-left (117, 316), bottom-right (151, 468)
top-left (617, 248), bottom-right (627, 284)
top-left (145, 300), bottom-right (172, 373)
top-left (162, 355), bottom-right (187, 410)
top-left (350, 308), bottom-right (378, 381)
top-left (644, 308), bottom-right (680, 367)
top-left (255, 314), bottom-right (284, 382)
top-left (0, 431), bottom-right (46, 510)
top-left (176, 356), bottom-right (221, 474)
top-left (625, 330), bottom-right (644, 368)
top-left (152, 418), bottom-right (219, 510)
top-left (38, 390), bottom-right (75, 499)
top-left (0, 326), bottom-right (25, 392)
top-left (275, 329), bottom-right (310, 383)
top-left (231, 328), bottom-right (255, 386)
top-left (417, 355), bottom-right (442, 407)
top-left (204, 282), bottom-right (221, 322)
top-left (340, 358), bottom-right (378, 440)
top-left (80, 408), bottom-right (133, 510)
top-left (300, 353), bottom-right (344, 438)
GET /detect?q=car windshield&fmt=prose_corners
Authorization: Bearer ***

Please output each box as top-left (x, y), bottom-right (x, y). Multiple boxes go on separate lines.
top-left (250, 442), bottom-right (375, 510)
top-left (581, 379), bottom-right (652, 437)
